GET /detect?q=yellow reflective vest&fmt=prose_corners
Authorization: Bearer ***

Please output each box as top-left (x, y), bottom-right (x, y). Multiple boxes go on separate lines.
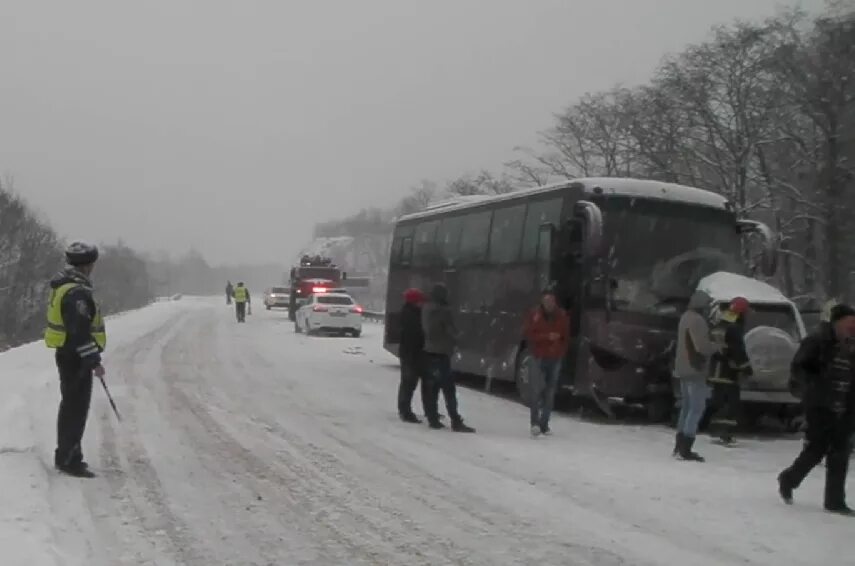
top-left (233, 286), bottom-right (248, 303)
top-left (44, 282), bottom-right (107, 350)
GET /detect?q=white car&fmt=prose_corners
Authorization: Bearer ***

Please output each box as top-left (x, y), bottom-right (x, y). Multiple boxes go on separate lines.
top-left (263, 287), bottom-right (290, 310)
top-left (295, 292), bottom-right (363, 337)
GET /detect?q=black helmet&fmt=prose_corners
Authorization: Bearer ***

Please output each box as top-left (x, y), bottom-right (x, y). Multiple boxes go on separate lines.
top-left (65, 241), bottom-right (99, 266)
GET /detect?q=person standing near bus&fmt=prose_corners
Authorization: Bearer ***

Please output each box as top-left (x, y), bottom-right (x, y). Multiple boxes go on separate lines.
top-left (398, 288), bottom-right (429, 423)
top-left (708, 297), bottom-right (753, 445)
top-left (673, 291), bottom-right (719, 461)
top-left (523, 288), bottom-right (570, 437)
top-left (422, 283), bottom-right (475, 433)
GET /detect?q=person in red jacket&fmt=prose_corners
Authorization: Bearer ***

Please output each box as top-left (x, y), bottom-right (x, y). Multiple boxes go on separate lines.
top-left (523, 288), bottom-right (570, 437)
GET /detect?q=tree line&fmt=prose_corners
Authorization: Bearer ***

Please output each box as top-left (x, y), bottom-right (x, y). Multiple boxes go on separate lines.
top-left (318, 4), bottom-right (855, 306)
top-left (0, 179), bottom-right (281, 350)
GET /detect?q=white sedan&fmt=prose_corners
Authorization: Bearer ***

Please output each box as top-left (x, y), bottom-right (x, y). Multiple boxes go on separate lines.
top-left (295, 292), bottom-right (363, 337)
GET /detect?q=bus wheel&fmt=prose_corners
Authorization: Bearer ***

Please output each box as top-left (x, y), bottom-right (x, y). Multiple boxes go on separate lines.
top-left (646, 394), bottom-right (672, 423)
top-left (515, 349), bottom-right (533, 406)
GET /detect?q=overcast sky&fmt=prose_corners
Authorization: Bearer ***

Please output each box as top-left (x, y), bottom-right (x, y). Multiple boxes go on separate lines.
top-left (0, 0), bottom-right (825, 265)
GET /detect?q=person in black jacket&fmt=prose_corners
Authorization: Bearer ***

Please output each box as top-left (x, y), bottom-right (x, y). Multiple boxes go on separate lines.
top-left (708, 297), bottom-right (753, 445)
top-left (44, 242), bottom-right (106, 478)
top-left (398, 288), bottom-right (429, 423)
top-left (778, 304), bottom-right (855, 515)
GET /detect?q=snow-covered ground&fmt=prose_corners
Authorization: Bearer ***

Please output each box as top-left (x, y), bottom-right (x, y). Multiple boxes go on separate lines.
top-left (0, 297), bottom-right (849, 566)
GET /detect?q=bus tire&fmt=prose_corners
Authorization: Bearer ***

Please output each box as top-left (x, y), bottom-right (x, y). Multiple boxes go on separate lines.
top-left (515, 348), bottom-right (533, 407)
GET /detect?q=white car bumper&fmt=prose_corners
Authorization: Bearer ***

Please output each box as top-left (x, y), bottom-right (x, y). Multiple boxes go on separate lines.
top-left (306, 313), bottom-right (362, 332)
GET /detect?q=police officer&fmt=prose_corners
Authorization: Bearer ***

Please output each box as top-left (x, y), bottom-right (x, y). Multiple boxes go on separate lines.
top-left (708, 296), bottom-right (753, 445)
top-left (233, 282), bottom-right (250, 322)
top-left (45, 242), bottom-right (106, 478)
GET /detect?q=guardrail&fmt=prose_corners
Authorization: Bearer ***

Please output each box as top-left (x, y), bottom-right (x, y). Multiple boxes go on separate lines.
top-left (362, 310), bottom-right (385, 323)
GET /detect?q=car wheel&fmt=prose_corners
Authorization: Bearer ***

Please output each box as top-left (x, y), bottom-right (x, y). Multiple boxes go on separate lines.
top-left (352, 329), bottom-right (361, 338)
top-left (515, 348), bottom-right (533, 406)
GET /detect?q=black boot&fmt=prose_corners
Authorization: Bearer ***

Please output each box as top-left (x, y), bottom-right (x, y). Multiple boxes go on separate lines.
top-left (778, 472), bottom-right (794, 505)
top-left (825, 503), bottom-right (854, 515)
top-left (399, 412), bottom-right (422, 424)
top-left (679, 436), bottom-right (705, 462)
top-left (428, 419), bottom-right (445, 430)
top-left (56, 461), bottom-right (96, 478)
top-left (673, 432), bottom-right (684, 457)
top-left (451, 418), bottom-right (475, 433)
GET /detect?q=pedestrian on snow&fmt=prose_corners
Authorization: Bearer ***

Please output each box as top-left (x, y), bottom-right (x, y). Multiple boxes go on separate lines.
top-left (778, 304), bottom-right (855, 515)
top-left (226, 281), bottom-right (234, 305)
top-left (45, 242), bottom-right (106, 478)
top-left (233, 282), bottom-right (251, 322)
top-left (397, 288), bottom-right (430, 423)
top-left (707, 297), bottom-right (753, 445)
top-left (672, 291), bottom-right (719, 461)
top-left (422, 283), bottom-right (475, 433)
top-left (523, 288), bottom-right (570, 437)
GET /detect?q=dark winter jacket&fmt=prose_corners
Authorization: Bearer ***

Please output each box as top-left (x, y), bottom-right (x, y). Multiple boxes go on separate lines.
top-left (709, 310), bottom-right (752, 384)
top-left (399, 302), bottom-right (425, 364)
top-left (422, 284), bottom-right (459, 356)
top-left (523, 306), bottom-right (570, 360)
top-left (790, 323), bottom-right (855, 424)
top-left (50, 267), bottom-right (102, 368)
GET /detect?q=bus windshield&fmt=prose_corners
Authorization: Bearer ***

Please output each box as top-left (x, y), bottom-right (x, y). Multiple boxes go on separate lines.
top-left (602, 197), bottom-right (743, 316)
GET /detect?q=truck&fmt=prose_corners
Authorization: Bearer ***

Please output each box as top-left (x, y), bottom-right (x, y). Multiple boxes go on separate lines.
top-left (288, 255), bottom-right (345, 321)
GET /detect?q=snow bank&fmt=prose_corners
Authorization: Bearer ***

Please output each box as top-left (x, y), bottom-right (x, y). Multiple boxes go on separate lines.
top-left (0, 299), bottom-right (201, 566)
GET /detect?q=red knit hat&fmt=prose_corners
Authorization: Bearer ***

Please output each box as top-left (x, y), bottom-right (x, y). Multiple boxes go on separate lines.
top-left (730, 297), bottom-right (750, 314)
top-left (403, 288), bottom-right (426, 305)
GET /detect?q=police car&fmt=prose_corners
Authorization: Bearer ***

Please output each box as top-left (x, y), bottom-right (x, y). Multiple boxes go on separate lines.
top-left (294, 290), bottom-right (363, 337)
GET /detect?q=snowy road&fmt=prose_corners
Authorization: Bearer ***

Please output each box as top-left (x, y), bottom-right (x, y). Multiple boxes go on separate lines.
top-left (1, 298), bottom-right (849, 566)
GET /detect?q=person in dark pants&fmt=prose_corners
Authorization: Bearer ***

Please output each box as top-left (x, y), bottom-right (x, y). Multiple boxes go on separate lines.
top-left (233, 282), bottom-right (250, 322)
top-left (398, 288), bottom-right (430, 423)
top-left (226, 281), bottom-right (234, 305)
top-left (523, 288), bottom-right (570, 437)
top-left (44, 242), bottom-right (106, 478)
top-left (778, 304), bottom-right (855, 515)
top-left (708, 297), bottom-right (752, 445)
top-left (422, 283), bottom-right (475, 433)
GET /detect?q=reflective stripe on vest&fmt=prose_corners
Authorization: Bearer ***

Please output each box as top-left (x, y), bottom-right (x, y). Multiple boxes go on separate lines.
top-left (44, 283), bottom-right (107, 350)
top-left (234, 287), bottom-right (248, 302)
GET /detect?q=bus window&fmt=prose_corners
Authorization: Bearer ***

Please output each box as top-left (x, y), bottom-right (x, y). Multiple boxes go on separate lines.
top-left (536, 224), bottom-right (553, 290)
top-left (488, 204), bottom-right (526, 264)
top-left (438, 216), bottom-right (464, 267)
top-left (390, 237), bottom-right (403, 266)
top-left (413, 221), bottom-right (439, 266)
top-left (401, 236), bottom-right (413, 266)
top-left (521, 198), bottom-right (563, 260)
top-left (458, 210), bottom-right (492, 264)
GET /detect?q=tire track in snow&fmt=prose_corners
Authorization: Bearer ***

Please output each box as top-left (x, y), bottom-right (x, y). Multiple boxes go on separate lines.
top-left (90, 314), bottom-right (206, 565)
top-left (164, 310), bottom-right (472, 566)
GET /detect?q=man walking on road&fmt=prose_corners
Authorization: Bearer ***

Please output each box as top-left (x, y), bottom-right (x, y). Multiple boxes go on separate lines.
top-left (397, 288), bottom-right (429, 423)
top-left (45, 242), bottom-right (106, 478)
top-left (233, 282), bottom-right (250, 322)
top-left (523, 288), bottom-right (569, 437)
top-left (422, 283), bottom-right (475, 433)
top-left (673, 291), bottom-right (719, 461)
top-left (226, 281), bottom-right (234, 305)
top-left (778, 303), bottom-right (855, 515)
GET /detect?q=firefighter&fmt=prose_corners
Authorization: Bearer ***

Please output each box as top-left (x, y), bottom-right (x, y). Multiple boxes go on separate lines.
top-left (233, 282), bottom-right (250, 322)
top-left (707, 296), bottom-right (753, 445)
top-left (45, 242), bottom-right (106, 478)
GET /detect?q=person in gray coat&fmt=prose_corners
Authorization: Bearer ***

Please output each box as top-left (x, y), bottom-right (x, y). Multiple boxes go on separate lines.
top-left (673, 291), bottom-right (720, 461)
top-left (422, 283), bottom-right (475, 433)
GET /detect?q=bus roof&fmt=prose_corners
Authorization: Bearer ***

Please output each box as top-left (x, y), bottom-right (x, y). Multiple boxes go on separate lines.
top-left (397, 177), bottom-right (730, 223)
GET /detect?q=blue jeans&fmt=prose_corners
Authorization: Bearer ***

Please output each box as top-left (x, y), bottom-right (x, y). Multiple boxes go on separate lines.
top-left (529, 358), bottom-right (561, 430)
top-left (677, 379), bottom-right (709, 437)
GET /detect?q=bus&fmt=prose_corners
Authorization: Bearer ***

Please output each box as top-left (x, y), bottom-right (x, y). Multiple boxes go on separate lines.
top-left (383, 177), bottom-right (804, 421)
